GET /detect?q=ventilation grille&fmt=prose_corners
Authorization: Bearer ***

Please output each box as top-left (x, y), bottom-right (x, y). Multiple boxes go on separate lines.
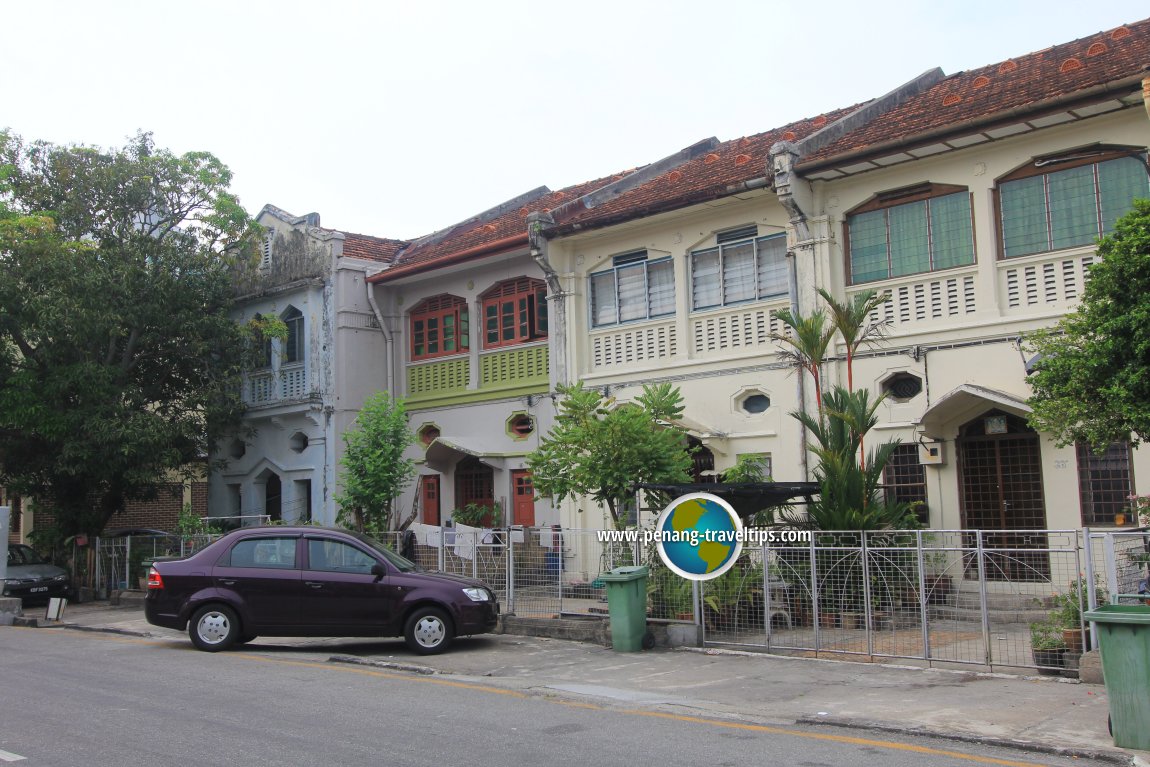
top-left (1004, 253), bottom-right (1095, 308)
top-left (592, 322), bottom-right (677, 368)
top-left (692, 306), bottom-right (782, 354)
top-left (480, 345), bottom-right (549, 386)
top-left (408, 357), bottom-right (470, 396)
top-left (864, 274), bottom-right (977, 327)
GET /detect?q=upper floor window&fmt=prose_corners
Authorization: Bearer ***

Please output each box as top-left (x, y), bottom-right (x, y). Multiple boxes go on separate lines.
top-left (480, 277), bottom-right (547, 349)
top-left (590, 250), bottom-right (674, 327)
top-left (410, 294), bottom-right (469, 361)
top-left (847, 184), bottom-right (974, 284)
top-left (998, 148), bottom-right (1149, 259)
top-left (282, 307), bottom-right (304, 365)
top-left (690, 226), bottom-right (787, 309)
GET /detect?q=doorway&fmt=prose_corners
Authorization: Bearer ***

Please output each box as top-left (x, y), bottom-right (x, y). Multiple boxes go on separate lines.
top-left (511, 470), bottom-right (535, 526)
top-left (957, 410), bottom-right (1048, 581)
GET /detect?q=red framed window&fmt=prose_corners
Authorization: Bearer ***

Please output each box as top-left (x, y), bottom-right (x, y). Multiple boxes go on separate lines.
top-left (410, 294), bottom-right (469, 361)
top-left (479, 278), bottom-right (547, 349)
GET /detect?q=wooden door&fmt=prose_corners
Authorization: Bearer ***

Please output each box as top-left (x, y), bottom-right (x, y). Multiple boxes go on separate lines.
top-left (420, 475), bottom-right (441, 525)
top-left (511, 470), bottom-right (535, 526)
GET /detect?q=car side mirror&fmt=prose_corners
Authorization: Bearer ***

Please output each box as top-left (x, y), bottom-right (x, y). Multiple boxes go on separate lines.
top-left (371, 563), bottom-right (387, 582)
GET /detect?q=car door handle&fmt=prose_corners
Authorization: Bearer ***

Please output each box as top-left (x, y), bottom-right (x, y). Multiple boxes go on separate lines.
top-left (305, 581), bottom-right (325, 589)
top-left (219, 579), bottom-right (236, 586)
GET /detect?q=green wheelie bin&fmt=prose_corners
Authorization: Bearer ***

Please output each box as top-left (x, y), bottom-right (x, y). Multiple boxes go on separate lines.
top-left (1084, 603), bottom-right (1150, 750)
top-left (599, 565), bottom-right (649, 652)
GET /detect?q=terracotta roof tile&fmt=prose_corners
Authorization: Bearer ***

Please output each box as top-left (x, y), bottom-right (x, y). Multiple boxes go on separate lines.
top-left (339, 232), bottom-right (408, 263)
top-left (547, 107), bottom-right (860, 234)
top-left (800, 18), bottom-right (1150, 168)
top-left (385, 172), bottom-right (631, 274)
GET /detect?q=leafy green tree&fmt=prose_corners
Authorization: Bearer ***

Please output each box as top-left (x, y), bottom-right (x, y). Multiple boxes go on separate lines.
top-left (335, 391), bottom-right (416, 535)
top-left (527, 382), bottom-right (693, 529)
top-left (1027, 199), bottom-right (1150, 449)
top-left (771, 307), bottom-right (834, 409)
top-left (0, 131), bottom-right (260, 536)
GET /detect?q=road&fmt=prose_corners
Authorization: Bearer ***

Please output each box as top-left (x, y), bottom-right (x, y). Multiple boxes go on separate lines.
top-left (0, 627), bottom-right (1094, 767)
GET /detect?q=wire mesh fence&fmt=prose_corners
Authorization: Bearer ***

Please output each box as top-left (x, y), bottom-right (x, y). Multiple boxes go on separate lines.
top-left (701, 529), bottom-right (1086, 673)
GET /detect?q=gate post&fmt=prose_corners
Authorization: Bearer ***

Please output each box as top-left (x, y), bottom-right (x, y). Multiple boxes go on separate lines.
top-left (916, 530), bottom-right (930, 661)
top-left (976, 530), bottom-right (992, 666)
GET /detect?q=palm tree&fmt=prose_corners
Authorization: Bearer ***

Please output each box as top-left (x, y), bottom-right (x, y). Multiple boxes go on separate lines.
top-left (817, 288), bottom-right (891, 470)
top-left (771, 307), bottom-right (834, 411)
top-left (817, 288), bottom-right (890, 391)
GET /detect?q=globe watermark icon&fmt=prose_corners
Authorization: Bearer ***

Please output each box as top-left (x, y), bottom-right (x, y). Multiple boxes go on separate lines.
top-left (654, 492), bottom-right (743, 581)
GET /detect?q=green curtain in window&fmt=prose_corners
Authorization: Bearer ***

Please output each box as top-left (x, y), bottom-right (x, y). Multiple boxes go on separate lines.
top-left (930, 192), bottom-right (975, 270)
top-left (756, 235), bottom-right (788, 298)
top-left (849, 209), bottom-right (889, 283)
top-left (889, 200), bottom-right (930, 277)
top-left (1048, 165), bottom-right (1098, 250)
top-left (1099, 156), bottom-right (1149, 236)
top-left (1000, 176), bottom-right (1049, 258)
top-left (646, 260), bottom-right (675, 317)
top-left (691, 249), bottom-right (721, 309)
top-left (722, 241), bottom-right (756, 303)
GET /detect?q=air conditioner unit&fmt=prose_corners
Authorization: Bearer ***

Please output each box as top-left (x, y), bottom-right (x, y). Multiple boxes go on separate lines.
top-left (918, 440), bottom-right (945, 466)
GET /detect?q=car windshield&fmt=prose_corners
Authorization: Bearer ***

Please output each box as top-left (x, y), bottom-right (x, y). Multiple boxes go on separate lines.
top-left (351, 532), bottom-right (420, 572)
top-left (8, 545), bottom-right (47, 566)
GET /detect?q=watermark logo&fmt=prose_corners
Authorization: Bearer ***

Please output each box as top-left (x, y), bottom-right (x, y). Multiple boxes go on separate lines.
top-left (655, 493), bottom-right (743, 581)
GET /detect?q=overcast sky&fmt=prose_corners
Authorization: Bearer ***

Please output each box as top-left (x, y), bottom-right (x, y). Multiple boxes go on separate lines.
top-left (3, 2), bottom-right (1147, 240)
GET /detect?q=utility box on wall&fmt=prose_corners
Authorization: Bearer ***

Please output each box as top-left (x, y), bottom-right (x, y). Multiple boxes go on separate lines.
top-left (918, 440), bottom-right (945, 466)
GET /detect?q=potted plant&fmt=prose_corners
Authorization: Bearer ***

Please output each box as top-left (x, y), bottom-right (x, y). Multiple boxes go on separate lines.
top-left (1030, 620), bottom-right (1066, 674)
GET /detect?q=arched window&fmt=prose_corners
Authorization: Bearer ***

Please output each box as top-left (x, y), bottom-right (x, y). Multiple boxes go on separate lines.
top-left (410, 294), bottom-right (469, 361)
top-left (845, 183), bottom-right (974, 284)
top-left (282, 307), bottom-right (304, 365)
top-left (995, 146), bottom-right (1149, 259)
top-left (479, 278), bottom-right (547, 349)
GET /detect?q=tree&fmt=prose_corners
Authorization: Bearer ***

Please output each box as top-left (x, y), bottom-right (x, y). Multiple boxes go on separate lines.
top-left (771, 293), bottom-right (912, 531)
top-left (335, 391), bottom-right (416, 535)
top-left (1027, 199), bottom-right (1150, 450)
top-left (0, 131), bottom-right (260, 536)
top-left (527, 382), bottom-right (693, 529)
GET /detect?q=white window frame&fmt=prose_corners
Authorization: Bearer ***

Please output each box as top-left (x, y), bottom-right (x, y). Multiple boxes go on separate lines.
top-left (690, 230), bottom-right (787, 311)
top-left (589, 251), bottom-right (675, 328)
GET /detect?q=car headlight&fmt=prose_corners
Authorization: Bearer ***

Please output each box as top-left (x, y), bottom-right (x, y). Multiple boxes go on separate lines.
top-left (52, 575), bottom-right (68, 582)
top-left (462, 587), bottom-right (490, 602)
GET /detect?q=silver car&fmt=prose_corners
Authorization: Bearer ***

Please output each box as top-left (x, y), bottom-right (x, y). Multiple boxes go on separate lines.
top-left (3, 544), bottom-right (72, 604)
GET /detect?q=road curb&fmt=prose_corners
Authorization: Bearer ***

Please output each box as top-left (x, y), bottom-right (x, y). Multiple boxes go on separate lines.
top-left (57, 622), bottom-right (157, 638)
top-left (327, 654), bottom-right (439, 675)
top-left (796, 715), bottom-right (1131, 765)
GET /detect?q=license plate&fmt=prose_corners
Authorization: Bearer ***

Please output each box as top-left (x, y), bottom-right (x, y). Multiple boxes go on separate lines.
top-left (30, 586), bottom-right (48, 593)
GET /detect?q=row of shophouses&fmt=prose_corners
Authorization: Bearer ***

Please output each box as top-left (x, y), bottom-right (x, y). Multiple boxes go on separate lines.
top-left (214, 18), bottom-right (1150, 539)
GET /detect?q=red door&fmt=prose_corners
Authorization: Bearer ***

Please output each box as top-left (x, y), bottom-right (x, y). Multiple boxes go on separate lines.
top-left (420, 475), bottom-right (440, 525)
top-left (511, 470), bottom-right (535, 526)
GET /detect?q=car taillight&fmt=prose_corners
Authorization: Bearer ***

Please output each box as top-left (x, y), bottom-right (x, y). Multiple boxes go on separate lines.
top-left (146, 566), bottom-right (164, 590)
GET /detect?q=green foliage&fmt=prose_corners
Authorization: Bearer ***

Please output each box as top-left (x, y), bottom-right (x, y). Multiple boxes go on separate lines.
top-left (451, 502), bottom-right (499, 528)
top-left (1026, 199), bottom-right (1150, 449)
top-left (335, 391), bottom-right (416, 535)
top-left (1047, 575), bottom-right (1107, 630)
top-left (770, 307), bottom-right (834, 408)
top-left (777, 387), bottom-right (916, 531)
top-left (1029, 619), bottom-right (1066, 650)
top-left (526, 382), bottom-right (693, 529)
top-left (0, 131), bottom-right (260, 535)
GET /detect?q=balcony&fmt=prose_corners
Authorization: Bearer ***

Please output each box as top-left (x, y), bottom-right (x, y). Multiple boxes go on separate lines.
top-left (244, 364), bottom-right (312, 407)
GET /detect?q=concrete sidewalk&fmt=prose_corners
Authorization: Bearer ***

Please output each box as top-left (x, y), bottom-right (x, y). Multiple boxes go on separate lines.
top-left (27, 599), bottom-right (1144, 764)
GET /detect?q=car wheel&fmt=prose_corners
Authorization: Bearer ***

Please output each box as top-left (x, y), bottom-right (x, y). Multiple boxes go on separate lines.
top-left (404, 606), bottom-right (453, 655)
top-left (189, 605), bottom-right (241, 652)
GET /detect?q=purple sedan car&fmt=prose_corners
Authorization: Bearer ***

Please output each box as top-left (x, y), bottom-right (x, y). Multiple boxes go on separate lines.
top-left (145, 526), bottom-right (499, 654)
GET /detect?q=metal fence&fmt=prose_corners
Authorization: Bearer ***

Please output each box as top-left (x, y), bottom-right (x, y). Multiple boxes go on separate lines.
top-left (78, 524), bottom-right (1150, 676)
top-left (700, 529), bottom-right (1086, 673)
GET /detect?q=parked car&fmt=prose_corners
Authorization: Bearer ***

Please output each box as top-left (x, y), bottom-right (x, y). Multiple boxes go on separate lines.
top-left (3, 544), bottom-right (72, 604)
top-left (145, 526), bottom-right (499, 654)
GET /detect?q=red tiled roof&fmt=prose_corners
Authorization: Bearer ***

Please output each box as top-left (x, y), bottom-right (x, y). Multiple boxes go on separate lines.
top-left (378, 172), bottom-right (632, 278)
top-left (339, 231), bottom-right (408, 263)
top-left (547, 107), bottom-right (861, 235)
top-left (800, 19), bottom-right (1150, 168)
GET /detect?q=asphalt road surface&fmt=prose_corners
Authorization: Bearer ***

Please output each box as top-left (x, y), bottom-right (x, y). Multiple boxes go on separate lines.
top-left (0, 627), bottom-right (1093, 767)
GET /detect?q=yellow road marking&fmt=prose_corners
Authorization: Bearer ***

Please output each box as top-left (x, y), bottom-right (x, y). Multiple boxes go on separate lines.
top-left (8, 628), bottom-right (1056, 767)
